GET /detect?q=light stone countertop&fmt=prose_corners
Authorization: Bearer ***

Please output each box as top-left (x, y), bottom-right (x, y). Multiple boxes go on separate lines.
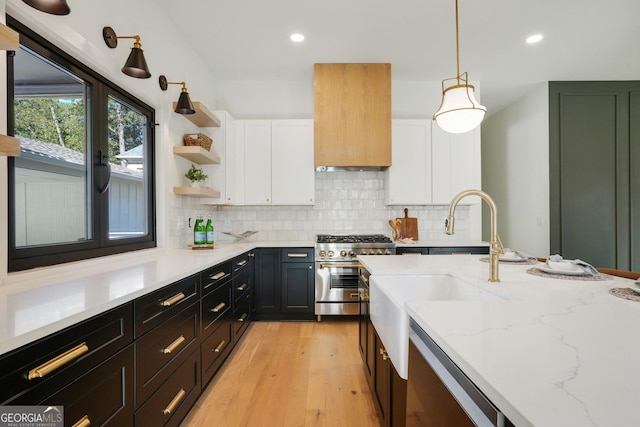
top-left (359, 254), bottom-right (640, 427)
top-left (0, 241), bottom-right (314, 355)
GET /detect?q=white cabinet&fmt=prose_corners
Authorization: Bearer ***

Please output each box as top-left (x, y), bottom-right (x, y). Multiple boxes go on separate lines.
top-left (242, 120), bottom-right (272, 205)
top-left (385, 120), bottom-right (481, 205)
top-left (271, 120), bottom-right (314, 205)
top-left (431, 125), bottom-right (481, 204)
top-left (385, 120), bottom-right (432, 205)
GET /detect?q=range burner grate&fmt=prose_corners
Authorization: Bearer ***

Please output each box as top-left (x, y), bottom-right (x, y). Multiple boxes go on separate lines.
top-left (316, 234), bottom-right (393, 244)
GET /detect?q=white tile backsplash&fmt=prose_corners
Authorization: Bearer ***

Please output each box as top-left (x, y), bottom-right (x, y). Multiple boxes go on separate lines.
top-left (170, 171), bottom-right (471, 246)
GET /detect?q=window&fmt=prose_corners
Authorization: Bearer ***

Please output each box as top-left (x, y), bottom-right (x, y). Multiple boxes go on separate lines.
top-left (8, 19), bottom-right (156, 271)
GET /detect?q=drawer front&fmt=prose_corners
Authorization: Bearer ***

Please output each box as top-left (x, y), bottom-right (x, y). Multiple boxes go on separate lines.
top-left (233, 295), bottom-right (251, 343)
top-left (201, 261), bottom-right (232, 296)
top-left (201, 282), bottom-right (232, 338)
top-left (135, 274), bottom-right (200, 338)
top-left (428, 246), bottom-right (489, 255)
top-left (135, 348), bottom-right (201, 427)
top-left (233, 267), bottom-right (251, 302)
top-left (280, 247), bottom-right (314, 263)
top-left (232, 252), bottom-right (251, 273)
top-left (0, 304), bottom-right (133, 405)
top-left (201, 319), bottom-right (233, 386)
top-left (135, 303), bottom-right (199, 406)
top-left (42, 345), bottom-right (134, 427)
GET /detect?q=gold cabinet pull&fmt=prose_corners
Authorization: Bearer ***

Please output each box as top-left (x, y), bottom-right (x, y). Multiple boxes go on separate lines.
top-left (161, 292), bottom-right (185, 307)
top-left (237, 313), bottom-right (248, 322)
top-left (71, 415), bottom-right (91, 427)
top-left (379, 348), bottom-right (389, 361)
top-left (210, 272), bottom-right (226, 280)
top-left (359, 293), bottom-right (369, 301)
top-left (162, 335), bottom-right (186, 354)
top-left (213, 340), bottom-right (226, 353)
top-left (236, 283), bottom-right (248, 292)
top-left (162, 388), bottom-right (186, 416)
top-left (211, 302), bottom-right (226, 313)
top-left (28, 342), bottom-right (89, 380)
top-left (287, 253), bottom-right (308, 258)
top-left (236, 260), bottom-right (247, 267)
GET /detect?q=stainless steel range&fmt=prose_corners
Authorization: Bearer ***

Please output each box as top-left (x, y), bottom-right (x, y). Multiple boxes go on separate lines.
top-left (315, 234), bottom-right (396, 320)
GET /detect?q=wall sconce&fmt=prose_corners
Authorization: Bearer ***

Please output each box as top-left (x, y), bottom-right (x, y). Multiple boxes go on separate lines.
top-left (102, 26), bottom-right (151, 79)
top-left (22, 0), bottom-right (70, 15)
top-left (159, 75), bottom-right (195, 115)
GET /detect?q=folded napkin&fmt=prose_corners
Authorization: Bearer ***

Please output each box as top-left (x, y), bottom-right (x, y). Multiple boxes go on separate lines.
top-left (548, 254), bottom-right (599, 276)
top-left (502, 248), bottom-right (535, 260)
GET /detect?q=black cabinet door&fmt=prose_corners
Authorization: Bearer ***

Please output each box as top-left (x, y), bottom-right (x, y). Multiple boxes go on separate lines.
top-left (373, 331), bottom-right (391, 427)
top-left (254, 248), bottom-right (281, 316)
top-left (281, 262), bottom-right (314, 313)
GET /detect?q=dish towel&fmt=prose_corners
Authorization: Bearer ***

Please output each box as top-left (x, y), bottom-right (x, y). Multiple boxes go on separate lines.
top-left (548, 254), bottom-right (599, 276)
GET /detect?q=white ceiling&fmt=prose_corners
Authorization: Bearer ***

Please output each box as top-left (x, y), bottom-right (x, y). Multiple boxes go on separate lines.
top-left (157, 0), bottom-right (640, 115)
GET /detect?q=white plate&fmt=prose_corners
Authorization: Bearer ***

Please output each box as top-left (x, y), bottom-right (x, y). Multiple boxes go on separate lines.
top-left (538, 265), bottom-right (588, 276)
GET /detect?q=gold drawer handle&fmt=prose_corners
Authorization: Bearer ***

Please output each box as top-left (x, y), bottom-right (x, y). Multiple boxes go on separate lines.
top-left (213, 340), bottom-right (227, 353)
top-left (28, 342), bottom-right (89, 380)
top-left (162, 335), bottom-right (186, 354)
top-left (71, 415), bottom-right (91, 427)
top-left (236, 260), bottom-right (247, 267)
top-left (236, 283), bottom-right (248, 292)
top-left (211, 302), bottom-right (226, 313)
top-left (360, 293), bottom-right (369, 301)
top-left (161, 292), bottom-right (185, 307)
top-left (237, 313), bottom-right (248, 322)
top-left (287, 253), bottom-right (308, 258)
top-left (163, 388), bottom-right (187, 416)
top-left (210, 272), bottom-right (226, 280)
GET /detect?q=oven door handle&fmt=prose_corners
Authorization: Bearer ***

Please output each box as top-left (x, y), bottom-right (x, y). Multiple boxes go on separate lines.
top-left (320, 263), bottom-right (362, 269)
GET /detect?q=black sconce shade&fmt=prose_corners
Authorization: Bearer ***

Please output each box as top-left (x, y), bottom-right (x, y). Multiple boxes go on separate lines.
top-left (22, 0), bottom-right (70, 15)
top-left (103, 26), bottom-right (151, 79)
top-left (159, 75), bottom-right (196, 115)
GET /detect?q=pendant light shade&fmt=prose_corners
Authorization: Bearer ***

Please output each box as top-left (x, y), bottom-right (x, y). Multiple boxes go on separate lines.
top-left (159, 75), bottom-right (196, 115)
top-left (433, 76), bottom-right (486, 134)
top-left (433, 0), bottom-right (486, 134)
top-left (22, 0), bottom-right (70, 15)
top-left (103, 27), bottom-right (151, 79)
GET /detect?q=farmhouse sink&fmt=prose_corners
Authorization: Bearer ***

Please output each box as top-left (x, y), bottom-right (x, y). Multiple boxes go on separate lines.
top-left (370, 274), bottom-right (503, 379)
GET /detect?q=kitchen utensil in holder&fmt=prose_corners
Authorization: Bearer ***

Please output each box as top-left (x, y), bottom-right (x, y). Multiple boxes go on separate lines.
top-left (183, 133), bottom-right (212, 151)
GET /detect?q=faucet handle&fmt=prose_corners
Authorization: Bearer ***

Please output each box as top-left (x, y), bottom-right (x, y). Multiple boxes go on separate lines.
top-left (494, 234), bottom-right (505, 255)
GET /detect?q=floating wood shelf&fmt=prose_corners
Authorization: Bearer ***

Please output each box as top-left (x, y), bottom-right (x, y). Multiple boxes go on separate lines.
top-left (0, 23), bottom-right (19, 51)
top-left (173, 102), bottom-right (221, 127)
top-left (173, 186), bottom-right (221, 198)
top-left (173, 146), bottom-right (220, 164)
top-left (0, 134), bottom-right (20, 156)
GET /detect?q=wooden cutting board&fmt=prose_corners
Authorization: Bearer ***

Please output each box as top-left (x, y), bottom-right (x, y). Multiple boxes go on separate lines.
top-left (397, 208), bottom-right (418, 240)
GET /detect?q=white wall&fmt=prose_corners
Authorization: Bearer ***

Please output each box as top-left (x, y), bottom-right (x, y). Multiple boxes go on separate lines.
top-left (481, 83), bottom-right (549, 257)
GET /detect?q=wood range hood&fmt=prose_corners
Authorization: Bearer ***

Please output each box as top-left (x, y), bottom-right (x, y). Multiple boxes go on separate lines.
top-left (314, 63), bottom-right (391, 170)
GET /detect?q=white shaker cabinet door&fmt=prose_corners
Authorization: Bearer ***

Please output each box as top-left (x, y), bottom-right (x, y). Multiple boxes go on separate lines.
top-left (271, 120), bottom-right (315, 205)
top-left (242, 120), bottom-right (272, 205)
top-left (431, 125), bottom-right (481, 204)
top-left (202, 111), bottom-right (239, 205)
top-left (385, 120), bottom-right (432, 205)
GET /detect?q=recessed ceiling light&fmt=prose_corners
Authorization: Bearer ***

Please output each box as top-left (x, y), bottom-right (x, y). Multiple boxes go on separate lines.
top-left (290, 33), bottom-right (305, 42)
top-left (526, 34), bottom-right (543, 44)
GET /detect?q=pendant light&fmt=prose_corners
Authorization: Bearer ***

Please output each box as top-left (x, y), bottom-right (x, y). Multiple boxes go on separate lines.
top-left (159, 75), bottom-right (196, 115)
top-left (102, 27), bottom-right (151, 79)
top-left (433, 0), bottom-right (486, 134)
top-left (22, 0), bottom-right (70, 15)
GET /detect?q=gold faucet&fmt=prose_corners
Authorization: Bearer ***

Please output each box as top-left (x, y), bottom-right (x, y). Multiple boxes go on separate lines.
top-left (445, 189), bottom-right (504, 282)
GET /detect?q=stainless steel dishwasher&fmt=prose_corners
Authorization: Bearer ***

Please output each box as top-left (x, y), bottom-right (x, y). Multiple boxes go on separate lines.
top-left (406, 319), bottom-right (515, 427)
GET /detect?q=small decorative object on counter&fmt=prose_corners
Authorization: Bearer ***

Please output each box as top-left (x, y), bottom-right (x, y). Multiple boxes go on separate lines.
top-left (185, 164), bottom-right (208, 186)
top-left (183, 133), bottom-right (213, 151)
top-left (205, 215), bottom-right (214, 245)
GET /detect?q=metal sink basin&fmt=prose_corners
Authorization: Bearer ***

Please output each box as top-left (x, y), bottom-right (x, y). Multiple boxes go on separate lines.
top-left (370, 274), bottom-right (503, 379)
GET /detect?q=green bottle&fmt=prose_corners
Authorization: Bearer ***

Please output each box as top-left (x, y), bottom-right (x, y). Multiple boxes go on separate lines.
top-left (194, 214), bottom-right (206, 245)
top-left (205, 215), bottom-right (214, 245)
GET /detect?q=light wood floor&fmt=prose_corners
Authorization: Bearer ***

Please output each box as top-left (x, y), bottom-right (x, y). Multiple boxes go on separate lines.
top-left (181, 319), bottom-right (381, 427)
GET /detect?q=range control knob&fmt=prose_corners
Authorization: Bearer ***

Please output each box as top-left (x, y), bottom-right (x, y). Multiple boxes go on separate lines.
top-left (319, 250), bottom-right (326, 258)
top-left (377, 249), bottom-right (384, 255)
top-left (349, 250), bottom-right (356, 258)
top-left (360, 249), bottom-right (368, 255)
top-left (327, 250), bottom-right (334, 258)
top-left (368, 249), bottom-right (376, 255)
top-left (384, 249), bottom-right (392, 255)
